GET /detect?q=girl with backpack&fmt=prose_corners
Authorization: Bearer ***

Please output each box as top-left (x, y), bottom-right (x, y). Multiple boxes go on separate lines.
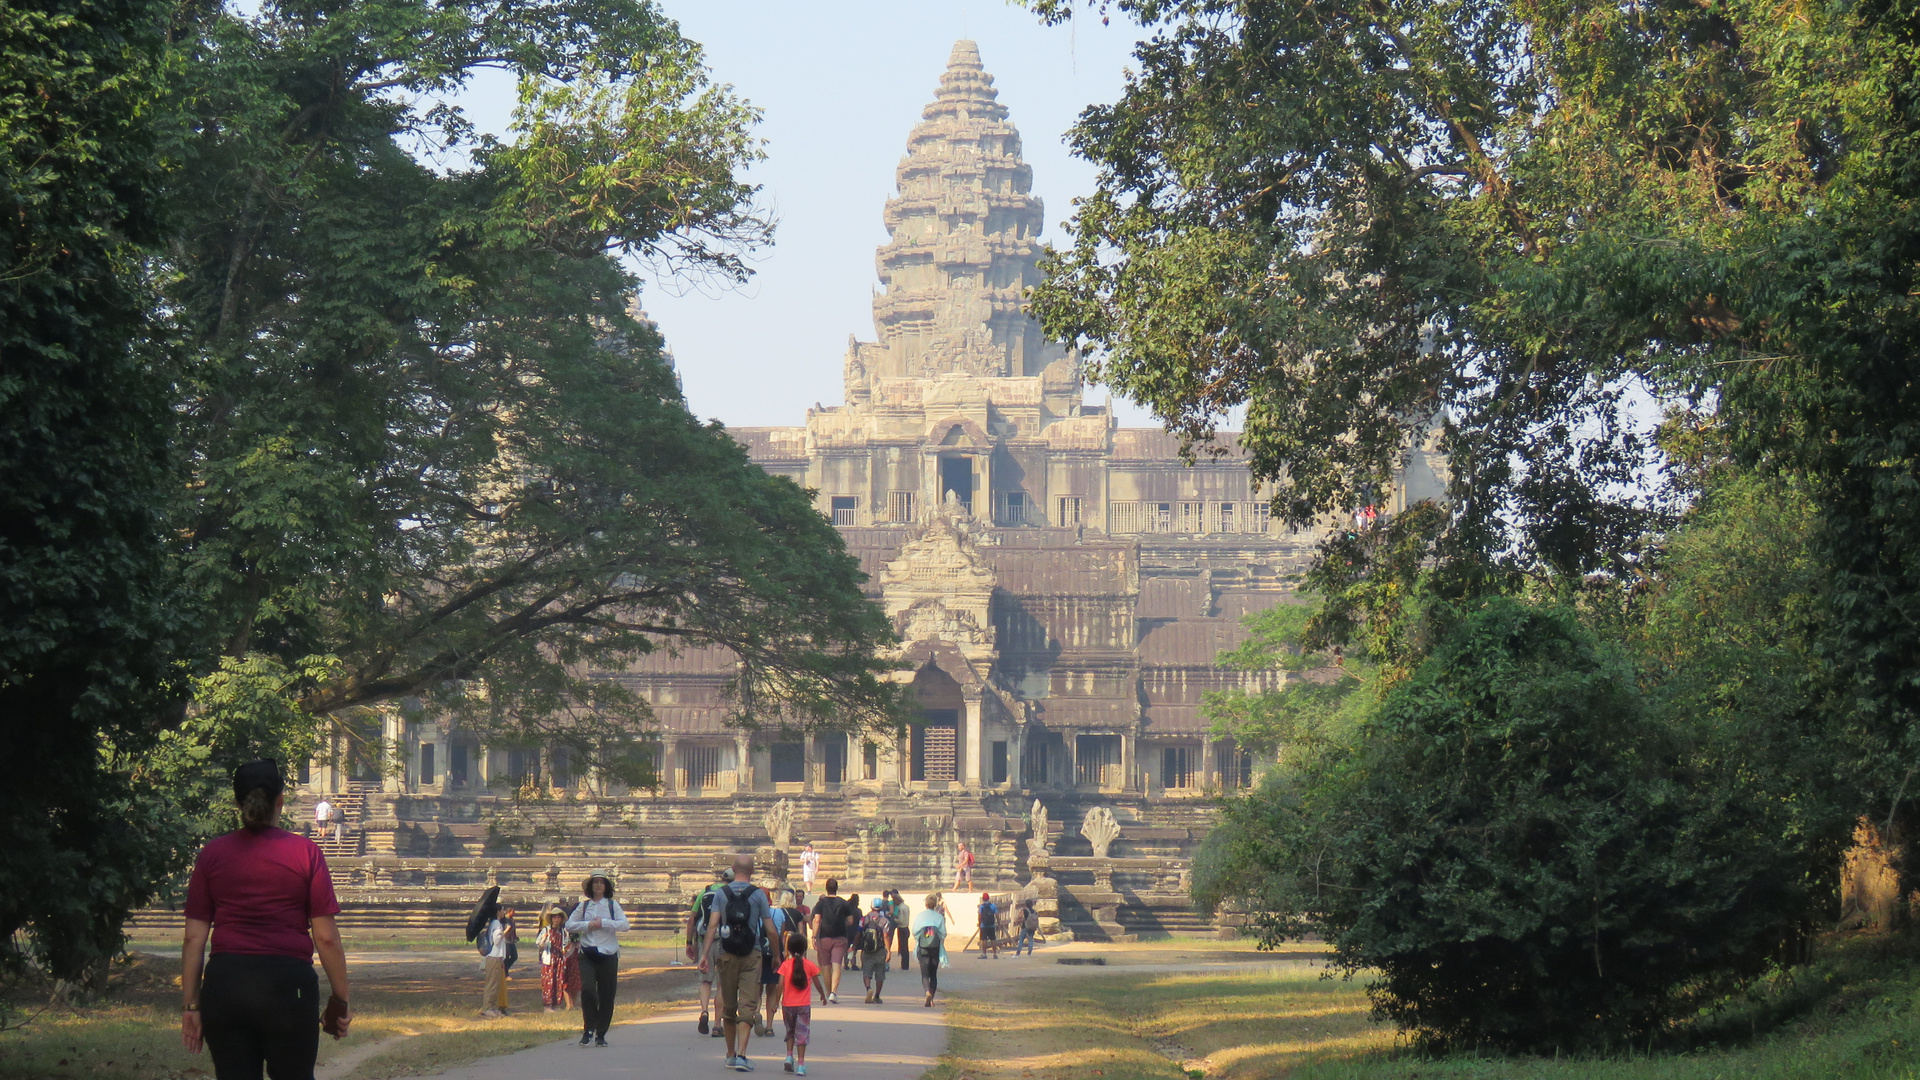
top-left (909, 893), bottom-right (949, 1008)
top-left (776, 932), bottom-right (825, 1075)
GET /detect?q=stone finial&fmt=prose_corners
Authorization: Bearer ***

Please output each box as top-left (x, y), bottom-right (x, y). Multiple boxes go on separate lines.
top-left (762, 798), bottom-right (794, 854)
top-left (947, 39), bottom-right (982, 70)
top-left (1025, 799), bottom-right (1051, 859)
top-left (1081, 805), bottom-right (1121, 860)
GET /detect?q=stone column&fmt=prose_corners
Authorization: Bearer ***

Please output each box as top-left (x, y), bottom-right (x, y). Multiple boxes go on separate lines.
top-left (803, 734), bottom-right (817, 793)
top-left (1064, 733), bottom-right (1079, 790)
top-left (1200, 737), bottom-right (1217, 790)
top-left (1120, 730), bottom-right (1138, 793)
top-left (734, 734), bottom-right (754, 793)
top-left (964, 695), bottom-right (984, 788)
top-left (1009, 725), bottom-right (1027, 790)
top-left (383, 711), bottom-right (407, 793)
top-left (661, 736), bottom-right (680, 794)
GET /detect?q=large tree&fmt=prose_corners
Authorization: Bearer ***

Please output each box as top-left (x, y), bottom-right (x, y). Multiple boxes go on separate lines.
top-left (155, 0), bottom-right (901, 793)
top-left (0, 0), bottom-right (194, 984)
top-left (1028, 0), bottom-right (1920, 853)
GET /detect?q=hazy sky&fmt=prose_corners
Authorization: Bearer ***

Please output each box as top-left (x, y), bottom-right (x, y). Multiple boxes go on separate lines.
top-left (461, 1), bottom-right (1156, 428)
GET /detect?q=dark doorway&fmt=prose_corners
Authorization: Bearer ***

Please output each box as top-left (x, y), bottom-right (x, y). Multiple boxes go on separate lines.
top-left (940, 456), bottom-right (973, 511)
top-left (771, 742), bottom-right (805, 784)
top-left (991, 740), bottom-right (1008, 785)
top-left (824, 737), bottom-right (845, 785)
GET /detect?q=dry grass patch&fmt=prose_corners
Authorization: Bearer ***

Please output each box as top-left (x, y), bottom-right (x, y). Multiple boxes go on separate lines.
top-left (0, 949), bottom-right (687, 1080)
top-left (930, 959), bottom-right (1388, 1080)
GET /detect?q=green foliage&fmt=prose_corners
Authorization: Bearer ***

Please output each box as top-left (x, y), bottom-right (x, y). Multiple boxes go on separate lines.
top-left (0, 0), bottom-right (194, 983)
top-left (1196, 598), bottom-right (1844, 1051)
top-left (1203, 603), bottom-right (1373, 760)
top-left (153, 0), bottom-right (900, 791)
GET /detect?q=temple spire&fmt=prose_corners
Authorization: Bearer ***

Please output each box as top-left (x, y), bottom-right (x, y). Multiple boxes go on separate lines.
top-left (854, 40), bottom-right (1064, 383)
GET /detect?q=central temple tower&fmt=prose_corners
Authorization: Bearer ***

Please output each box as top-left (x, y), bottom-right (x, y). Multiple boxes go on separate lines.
top-left (852, 39), bottom-right (1067, 384)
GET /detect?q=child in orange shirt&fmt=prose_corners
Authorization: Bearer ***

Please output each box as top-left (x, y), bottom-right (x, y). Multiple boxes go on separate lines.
top-left (775, 932), bottom-right (825, 1075)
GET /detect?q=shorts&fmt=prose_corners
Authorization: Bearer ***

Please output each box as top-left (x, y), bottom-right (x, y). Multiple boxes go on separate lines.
top-left (760, 950), bottom-right (778, 986)
top-left (697, 937), bottom-right (724, 984)
top-left (783, 1003), bottom-right (811, 1046)
top-left (816, 936), bottom-right (848, 966)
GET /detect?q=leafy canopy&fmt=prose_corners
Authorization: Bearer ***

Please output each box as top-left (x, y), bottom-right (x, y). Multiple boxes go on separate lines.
top-left (1197, 597), bottom-right (1844, 1051)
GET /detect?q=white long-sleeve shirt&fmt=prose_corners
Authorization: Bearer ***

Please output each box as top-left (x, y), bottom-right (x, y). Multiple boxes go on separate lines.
top-left (566, 896), bottom-right (630, 954)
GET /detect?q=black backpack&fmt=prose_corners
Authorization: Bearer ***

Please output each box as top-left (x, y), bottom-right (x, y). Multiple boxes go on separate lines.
top-left (858, 916), bottom-right (884, 955)
top-left (719, 885), bottom-right (756, 956)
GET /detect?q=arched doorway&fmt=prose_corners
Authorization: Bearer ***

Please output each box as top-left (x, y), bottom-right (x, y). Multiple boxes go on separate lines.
top-left (909, 665), bottom-right (963, 783)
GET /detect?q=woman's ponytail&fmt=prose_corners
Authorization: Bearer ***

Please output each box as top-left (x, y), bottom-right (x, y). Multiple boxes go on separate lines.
top-left (239, 786), bottom-right (276, 830)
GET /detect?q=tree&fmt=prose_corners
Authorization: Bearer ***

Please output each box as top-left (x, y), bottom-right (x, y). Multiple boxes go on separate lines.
top-left (155, 0), bottom-right (902, 793)
top-left (1196, 598), bottom-right (1843, 1051)
top-left (0, 0), bottom-right (196, 983)
top-left (1030, 0), bottom-right (1920, 890)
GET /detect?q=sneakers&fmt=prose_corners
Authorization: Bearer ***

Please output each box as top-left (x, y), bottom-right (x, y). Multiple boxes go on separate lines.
top-left (728, 1055), bottom-right (755, 1072)
top-left (594, 1036), bottom-right (608, 1047)
top-left (579, 1032), bottom-right (592, 1045)
top-left (826, 992), bottom-right (837, 1005)
top-left (698, 1014), bottom-right (710, 1034)
top-left (874, 996), bottom-right (883, 1005)
top-left (784, 1054), bottom-right (795, 1073)
top-left (795, 1065), bottom-right (807, 1076)
top-left (864, 988), bottom-right (875, 1004)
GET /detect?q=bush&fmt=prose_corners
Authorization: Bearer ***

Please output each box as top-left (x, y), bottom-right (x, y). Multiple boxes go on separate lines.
top-left (1198, 598), bottom-right (1841, 1051)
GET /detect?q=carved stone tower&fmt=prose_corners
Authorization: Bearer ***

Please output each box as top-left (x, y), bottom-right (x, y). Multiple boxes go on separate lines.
top-left (846, 39), bottom-right (1071, 398)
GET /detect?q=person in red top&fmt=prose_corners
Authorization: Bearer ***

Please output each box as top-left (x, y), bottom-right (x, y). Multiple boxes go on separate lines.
top-left (775, 931), bottom-right (825, 1076)
top-left (180, 760), bottom-right (352, 1080)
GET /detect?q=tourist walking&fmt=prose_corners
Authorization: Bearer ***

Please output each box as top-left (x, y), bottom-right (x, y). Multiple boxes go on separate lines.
top-left (700, 854), bottom-right (777, 1072)
top-left (842, 892), bottom-right (862, 970)
top-left (689, 869), bottom-right (732, 1038)
top-left (800, 842), bottom-right (819, 894)
top-left (537, 906), bottom-right (581, 1010)
top-left (567, 872), bottom-right (629, 1046)
top-left (758, 893), bottom-right (792, 1037)
top-left (180, 759), bottom-right (352, 1079)
top-left (1014, 899), bottom-right (1039, 955)
top-left (776, 932), bottom-right (825, 1075)
top-left (858, 897), bottom-right (893, 1004)
top-left (476, 904), bottom-right (516, 1017)
top-left (909, 893), bottom-right (949, 1008)
top-left (313, 795), bottom-right (332, 840)
top-left (976, 892), bottom-right (1000, 958)
top-left (887, 889), bottom-right (912, 972)
top-left (809, 879), bottom-right (850, 1004)
top-left (953, 840), bottom-right (975, 890)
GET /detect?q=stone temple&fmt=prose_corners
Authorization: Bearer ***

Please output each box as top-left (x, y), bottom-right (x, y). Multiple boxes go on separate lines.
top-left (148, 41), bottom-right (1442, 939)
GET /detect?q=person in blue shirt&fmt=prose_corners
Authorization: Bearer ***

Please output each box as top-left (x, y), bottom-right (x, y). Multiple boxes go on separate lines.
top-left (699, 855), bottom-right (778, 1072)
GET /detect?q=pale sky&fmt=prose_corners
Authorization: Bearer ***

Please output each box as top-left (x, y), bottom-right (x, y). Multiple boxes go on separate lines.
top-left (460, 0), bottom-right (1158, 428)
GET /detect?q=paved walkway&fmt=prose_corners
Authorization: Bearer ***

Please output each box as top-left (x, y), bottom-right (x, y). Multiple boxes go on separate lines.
top-left (419, 960), bottom-right (958, 1080)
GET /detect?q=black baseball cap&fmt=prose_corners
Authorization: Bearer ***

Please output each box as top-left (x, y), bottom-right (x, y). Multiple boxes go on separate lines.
top-left (233, 759), bottom-right (285, 802)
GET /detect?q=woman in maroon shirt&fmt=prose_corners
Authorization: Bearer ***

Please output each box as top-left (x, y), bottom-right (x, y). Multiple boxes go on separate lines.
top-left (180, 760), bottom-right (353, 1079)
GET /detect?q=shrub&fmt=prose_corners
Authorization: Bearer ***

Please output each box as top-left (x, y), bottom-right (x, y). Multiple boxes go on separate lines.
top-left (1198, 597), bottom-right (1840, 1050)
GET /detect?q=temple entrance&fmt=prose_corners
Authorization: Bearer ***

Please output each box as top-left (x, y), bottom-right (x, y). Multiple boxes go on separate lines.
top-left (1076, 734), bottom-right (1123, 789)
top-left (909, 663), bottom-right (965, 783)
top-left (912, 710), bottom-right (959, 782)
top-left (940, 455), bottom-right (973, 512)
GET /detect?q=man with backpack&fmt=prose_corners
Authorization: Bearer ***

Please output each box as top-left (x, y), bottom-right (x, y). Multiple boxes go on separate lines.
top-left (857, 897), bottom-right (893, 1004)
top-left (685, 868), bottom-right (732, 1037)
top-left (807, 879), bottom-right (850, 1004)
top-left (699, 855), bottom-right (777, 1073)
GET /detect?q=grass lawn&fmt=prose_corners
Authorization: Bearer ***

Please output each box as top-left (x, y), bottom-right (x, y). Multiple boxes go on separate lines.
top-left (0, 949), bottom-right (685, 1080)
top-left (931, 935), bottom-right (1920, 1080)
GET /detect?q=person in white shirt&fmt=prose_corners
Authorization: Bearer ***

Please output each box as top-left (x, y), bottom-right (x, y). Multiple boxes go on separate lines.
top-left (314, 798), bottom-right (332, 840)
top-left (565, 872), bottom-right (629, 1047)
top-left (480, 911), bottom-right (510, 1017)
top-left (800, 843), bottom-right (819, 892)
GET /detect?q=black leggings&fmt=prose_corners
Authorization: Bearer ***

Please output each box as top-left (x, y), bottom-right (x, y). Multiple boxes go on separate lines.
top-left (200, 953), bottom-right (320, 1080)
top-left (579, 949), bottom-right (619, 1037)
top-left (919, 948), bottom-right (940, 995)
